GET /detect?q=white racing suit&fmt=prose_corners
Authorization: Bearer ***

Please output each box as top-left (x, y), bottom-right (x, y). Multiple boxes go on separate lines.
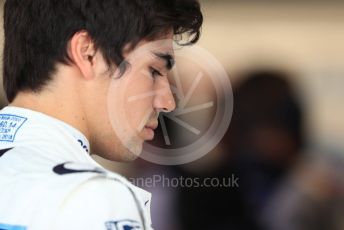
top-left (0, 106), bottom-right (153, 230)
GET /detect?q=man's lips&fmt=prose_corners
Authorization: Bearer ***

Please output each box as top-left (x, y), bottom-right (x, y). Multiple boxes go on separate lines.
top-left (145, 123), bottom-right (158, 130)
top-left (143, 123), bottom-right (158, 140)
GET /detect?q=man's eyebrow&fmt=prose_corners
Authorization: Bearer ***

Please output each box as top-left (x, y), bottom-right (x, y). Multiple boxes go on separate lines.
top-left (152, 52), bottom-right (175, 70)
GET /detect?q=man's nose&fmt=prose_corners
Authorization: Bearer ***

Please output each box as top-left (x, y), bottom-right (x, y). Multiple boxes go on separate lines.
top-left (153, 79), bottom-right (176, 113)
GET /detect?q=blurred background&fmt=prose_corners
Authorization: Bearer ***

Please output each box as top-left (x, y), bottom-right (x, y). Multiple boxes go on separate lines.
top-left (1, 0), bottom-right (344, 229)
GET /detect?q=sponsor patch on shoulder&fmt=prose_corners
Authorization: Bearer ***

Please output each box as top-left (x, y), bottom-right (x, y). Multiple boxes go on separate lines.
top-left (0, 114), bottom-right (27, 142)
top-left (105, 219), bottom-right (141, 230)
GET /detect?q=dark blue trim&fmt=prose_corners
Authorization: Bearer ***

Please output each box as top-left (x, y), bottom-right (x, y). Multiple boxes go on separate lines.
top-left (53, 162), bottom-right (105, 175)
top-left (0, 148), bottom-right (13, 158)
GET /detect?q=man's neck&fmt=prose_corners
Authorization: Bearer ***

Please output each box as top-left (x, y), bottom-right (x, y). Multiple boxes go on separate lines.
top-left (11, 88), bottom-right (90, 142)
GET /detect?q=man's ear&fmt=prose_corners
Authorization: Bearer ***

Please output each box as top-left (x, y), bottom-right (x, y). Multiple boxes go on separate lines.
top-left (68, 31), bottom-right (96, 80)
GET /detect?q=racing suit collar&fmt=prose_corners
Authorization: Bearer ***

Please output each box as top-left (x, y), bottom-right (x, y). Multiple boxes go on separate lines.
top-left (1, 106), bottom-right (90, 156)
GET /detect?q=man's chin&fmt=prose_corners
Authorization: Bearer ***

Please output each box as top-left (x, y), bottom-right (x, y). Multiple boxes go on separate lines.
top-left (98, 149), bottom-right (141, 162)
top-left (125, 154), bottom-right (140, 162)
top-left (112, 143), bottom-right (143, 162)
top-left (92, 136), bottom-right (144, 162)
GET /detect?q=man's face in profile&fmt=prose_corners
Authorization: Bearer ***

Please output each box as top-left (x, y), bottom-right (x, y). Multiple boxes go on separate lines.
top-left (90, 34), bottom-right (176, 161)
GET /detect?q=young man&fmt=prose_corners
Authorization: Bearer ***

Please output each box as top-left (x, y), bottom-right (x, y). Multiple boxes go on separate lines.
top-left (0, 0), bottom-right (202, 229)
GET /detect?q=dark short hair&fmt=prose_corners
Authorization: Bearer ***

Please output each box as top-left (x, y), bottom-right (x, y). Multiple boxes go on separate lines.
top-left (3, 0), bottom-right (203, 102)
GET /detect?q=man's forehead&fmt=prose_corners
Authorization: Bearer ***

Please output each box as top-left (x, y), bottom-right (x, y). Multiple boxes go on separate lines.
top-left (138, 39), bottom-right (174, 54)
top-left (129, 39), bottom-right (175, 64)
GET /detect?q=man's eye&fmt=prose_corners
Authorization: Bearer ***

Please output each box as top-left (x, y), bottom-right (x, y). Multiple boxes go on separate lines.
top-left (149, 67), bottom-right (163, 78)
